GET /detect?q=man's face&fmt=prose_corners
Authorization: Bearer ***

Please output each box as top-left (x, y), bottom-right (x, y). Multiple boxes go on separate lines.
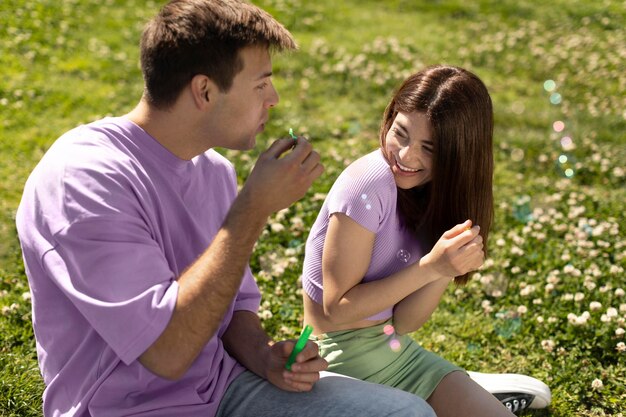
top-left (208, 45), bottom-right (279, 150)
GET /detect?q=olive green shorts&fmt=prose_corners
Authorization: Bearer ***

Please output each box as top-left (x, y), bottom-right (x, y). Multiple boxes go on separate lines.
top-left (312, 320), bottom-right (465, 400)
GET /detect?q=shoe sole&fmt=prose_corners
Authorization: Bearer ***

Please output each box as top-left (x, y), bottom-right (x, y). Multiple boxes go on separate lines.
top-left (468, 371), bottom-right (552, 409)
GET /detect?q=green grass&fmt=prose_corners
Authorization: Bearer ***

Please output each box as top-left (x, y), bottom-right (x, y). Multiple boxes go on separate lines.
top-left (1, 0), bottom-right (625, 415)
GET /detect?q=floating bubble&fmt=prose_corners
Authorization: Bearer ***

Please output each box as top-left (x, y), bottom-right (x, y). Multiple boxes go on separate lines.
top-left (543, 80), bottom-right (556, 92)
top-left (556, 153), bottom-right (577, 178)
top-left (550, 93), bottom-right (562, 105)
top-left (494, 314), bottom-right (522, 339)
top-left (396, 249), bottom-right (411, 263)
top-left (553, 121), bottom-right (565, 132)
top-left (383, 324), bottom-right (395, 335)
top-left (361, 194), bottom-right (368, 200)
top-left (365, 204), bottom-right (372, 210)
top-left (560, 136), bottom-right (573, 149)
top-left (511, 148), bottom-right (524, 162)
top-left (389, 338), bottom-right (402, 352)
top-left (511, 101), bottom-right (525, 115)
top-left (512, 195), bottom-right (533, 223)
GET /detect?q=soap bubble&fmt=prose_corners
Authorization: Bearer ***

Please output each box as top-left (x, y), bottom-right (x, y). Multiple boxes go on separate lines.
top-left (396, 249), bottom-right (411, 263)
top-left (550, 93), bottom-right (562, 105)
top-left (511, 148), bottom-right (524, 162)
top-left (495, 315), bottom-right (522, 339)
top-left (553, 121), bottom-right (565, 132)
top-left (383, 324), bottom-right (395, 335)
top-left (560, 136), bottom-right (573, 150)
top-left (361, 194), bottom-right (368, 200)
top-left (389, 339), bottom-right (402, 352)
top-left (512, 195), bottom-right (533, 223)
top-left (543, 80), bottom-right (556, 92)
top-left (556, 153), bottom-right (577, 178)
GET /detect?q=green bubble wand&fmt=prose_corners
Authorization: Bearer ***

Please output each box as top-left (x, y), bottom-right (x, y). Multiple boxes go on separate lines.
top-left (285, 324), bottom-right (314, 370)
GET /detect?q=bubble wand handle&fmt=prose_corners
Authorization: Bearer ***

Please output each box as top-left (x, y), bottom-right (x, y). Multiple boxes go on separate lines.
top-left (288, 128), bottom-right (298, 140)
top-left (285, 324), bottom-right (314, 370)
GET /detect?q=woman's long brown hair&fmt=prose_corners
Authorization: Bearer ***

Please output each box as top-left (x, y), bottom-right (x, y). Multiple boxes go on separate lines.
top-left (380, 65), bottom-right (494, 284)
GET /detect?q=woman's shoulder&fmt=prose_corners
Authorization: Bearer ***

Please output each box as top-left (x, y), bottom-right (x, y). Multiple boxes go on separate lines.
top-left (342, 149), bottom-right (392, 181)
top-left (330, 149), bottom-right (396, 204)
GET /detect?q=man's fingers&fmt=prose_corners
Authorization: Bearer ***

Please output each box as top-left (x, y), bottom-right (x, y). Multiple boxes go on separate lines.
top-left (265, 137), bottom-right (299, 159)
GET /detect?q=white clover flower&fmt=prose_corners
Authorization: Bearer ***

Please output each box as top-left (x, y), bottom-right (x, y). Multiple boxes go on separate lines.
top-left (537, 316), bottom-right (544, 323)
top-left (584, 281), bottom-right (597, 291)
top-left (601, 314), bottom-right (611, 323)
top-left (517, 305), bottom-right (528, 315)
top-left (541, 339), bottom-right (555, 352)
top-left (520, 285), bottom-right (536, 296)
top-left (615, 288), bottom-right (625, 297)
top-left (562, 293), bottom-right (574, 301)
top-left (480, 274), bottom-right (493, 285)
top-left (590, 301), bottom-right (602, 311)
top-left (607, 307), bottom-right (619, 318)
top-left (21, 292), bottom-right (31, 300)
top-left (610, 265), bottom-right (624, 275)
top-left (620, 304), bottom-right (626, 313)
top-left (616, 328), bottom-right (625, 338)
top-left (496, 238), bottom-right (506, 247)
top-left (511, 266), bottom-right (521, 274)
top-left (435, 334), bottom-right (446, 343)
top-left (548, 317), bottom-right (558, 324)
top-left (533, 298), bottom-right (543, 305)
top-left (270, 222), bottom-right (285, 233)
top-left (491, 290), bottom-right (503, 298)
top-left (258, 309), bottom-right (273, 320)
top-left (616, 342), bottom-right (626, 352)
top-left (591, 379), bottom-right (604, 390)
top-left (545, 283), bottom-right (555, 293)
top-left (567, 313), bottom-right (578, 324)
top-left (574, 292), bottom-right (585, 302)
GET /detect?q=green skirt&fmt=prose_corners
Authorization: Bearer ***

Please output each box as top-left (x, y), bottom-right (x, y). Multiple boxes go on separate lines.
top-left (312, 320), bottom-right (465, 400)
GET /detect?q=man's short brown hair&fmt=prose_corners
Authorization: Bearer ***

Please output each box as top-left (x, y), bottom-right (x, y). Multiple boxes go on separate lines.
top-left (140, 0), bottom-right (296, 109)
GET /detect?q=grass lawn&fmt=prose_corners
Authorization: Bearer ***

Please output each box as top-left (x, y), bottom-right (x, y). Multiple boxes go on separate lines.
top-left (1, 0), bottom-right (624, 415)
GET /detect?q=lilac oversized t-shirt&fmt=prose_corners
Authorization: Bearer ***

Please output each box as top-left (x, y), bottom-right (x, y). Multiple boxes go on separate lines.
top-left (301, 150), bottom-right (424, 321)
top-left (16, 118), bottom-right (261, 416)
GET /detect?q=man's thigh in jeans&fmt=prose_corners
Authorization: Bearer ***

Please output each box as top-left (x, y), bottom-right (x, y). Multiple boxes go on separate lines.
top-left (216, 370), bottom-right (435, 417)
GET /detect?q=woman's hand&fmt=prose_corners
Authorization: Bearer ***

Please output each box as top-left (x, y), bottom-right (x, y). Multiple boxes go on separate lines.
top-left (420, 220), bottom-right (484, 279)
top-left (265, 339), bottom-right (328, 392)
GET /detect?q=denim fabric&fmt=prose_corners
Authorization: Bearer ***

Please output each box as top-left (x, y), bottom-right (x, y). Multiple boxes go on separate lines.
top-left (216, 370), bottom-right (436, 417)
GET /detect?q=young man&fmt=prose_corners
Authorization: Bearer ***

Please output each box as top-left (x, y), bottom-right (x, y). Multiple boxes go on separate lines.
top-left (16, 1), bottom-right (435, 416)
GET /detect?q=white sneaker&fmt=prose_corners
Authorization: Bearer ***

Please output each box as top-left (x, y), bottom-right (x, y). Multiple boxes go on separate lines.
top-left (468, 371), bottom-right (552, 415)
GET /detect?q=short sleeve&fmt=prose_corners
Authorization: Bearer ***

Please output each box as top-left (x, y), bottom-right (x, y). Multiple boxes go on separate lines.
top-left (325, 167), bottom-right (392, 234)
top-left (45, 213), bottom-right (178, 365)
top-left (234, 265), bottom-right (261, 313)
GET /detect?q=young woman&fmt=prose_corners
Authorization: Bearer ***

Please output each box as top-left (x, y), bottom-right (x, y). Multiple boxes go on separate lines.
top-left (301, 65), bottom-right (546, 416)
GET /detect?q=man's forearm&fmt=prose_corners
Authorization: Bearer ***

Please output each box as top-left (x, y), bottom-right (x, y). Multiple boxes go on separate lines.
top-left (139, 194), bottom-right (268, 380)
top-left (222, 310), bottom-right (273, 379)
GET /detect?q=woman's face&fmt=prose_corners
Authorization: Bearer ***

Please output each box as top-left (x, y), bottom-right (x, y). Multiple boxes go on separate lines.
top-left (384, 111), bottom-right (433, 189)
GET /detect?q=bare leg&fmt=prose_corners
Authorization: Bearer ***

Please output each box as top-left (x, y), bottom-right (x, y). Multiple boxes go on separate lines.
top-left (427, 371), bottom-right (516, 417)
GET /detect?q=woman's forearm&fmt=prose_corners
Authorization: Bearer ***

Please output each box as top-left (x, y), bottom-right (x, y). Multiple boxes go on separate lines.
top-left (392, 276), bottom-right (450, 335)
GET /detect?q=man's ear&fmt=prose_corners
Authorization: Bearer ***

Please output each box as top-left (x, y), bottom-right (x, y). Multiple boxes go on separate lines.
top-left (190, 74), bottom-right (217, 109)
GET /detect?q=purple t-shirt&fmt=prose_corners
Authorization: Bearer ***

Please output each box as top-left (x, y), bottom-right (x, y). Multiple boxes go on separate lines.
top-left (302, 150), bottom-right (424, 321)
top-left (16, 117), bottom-right (261, 416)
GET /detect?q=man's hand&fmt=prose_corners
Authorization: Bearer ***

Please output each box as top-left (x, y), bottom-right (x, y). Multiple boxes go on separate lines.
top-left (265, 339), bottom-right (328, 392)
top-left (239, 137), bottom-right (324, 218)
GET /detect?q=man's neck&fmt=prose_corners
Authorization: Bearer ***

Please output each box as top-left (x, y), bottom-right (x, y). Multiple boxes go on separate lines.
top-left (125, 99), bottom-right (200, 161)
